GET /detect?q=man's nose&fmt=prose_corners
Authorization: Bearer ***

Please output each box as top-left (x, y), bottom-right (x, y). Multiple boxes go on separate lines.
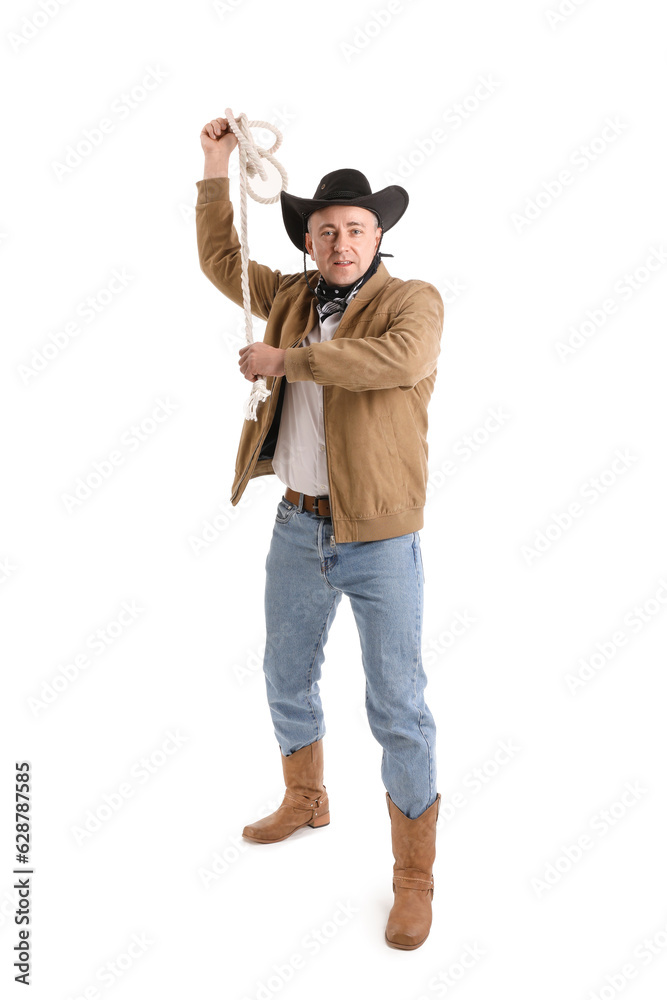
top-left (333, 236), bottom-right (349, 252)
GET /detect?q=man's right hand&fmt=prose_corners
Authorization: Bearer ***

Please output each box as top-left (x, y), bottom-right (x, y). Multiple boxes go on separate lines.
top-left (200, 116), bottom-right (242, 158)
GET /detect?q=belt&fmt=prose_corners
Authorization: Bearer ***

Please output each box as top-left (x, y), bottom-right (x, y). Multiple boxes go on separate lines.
top-left (284, 487), bottom-right (331, 517)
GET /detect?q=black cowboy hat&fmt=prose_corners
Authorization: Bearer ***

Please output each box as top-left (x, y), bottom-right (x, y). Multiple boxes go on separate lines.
top-left (280, 167), bottom-right (409, 251)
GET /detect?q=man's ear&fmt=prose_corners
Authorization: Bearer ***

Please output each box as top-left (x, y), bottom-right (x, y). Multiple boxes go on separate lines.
top-left (304, 232), bottom-right (315, 260)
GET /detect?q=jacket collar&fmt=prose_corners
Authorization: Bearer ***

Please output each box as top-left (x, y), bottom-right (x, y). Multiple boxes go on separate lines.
top-left (350, 259), bottom-right (392, 301)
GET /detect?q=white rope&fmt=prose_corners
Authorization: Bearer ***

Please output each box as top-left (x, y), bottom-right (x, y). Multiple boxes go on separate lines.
top-left (224, 108), bottom-right (289, 421)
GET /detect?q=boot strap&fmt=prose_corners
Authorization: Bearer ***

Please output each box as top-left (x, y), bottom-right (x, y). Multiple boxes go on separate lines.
top-left (282, 791), bottom-right (324, 811)
top-left (393, 868), bottom-right (434, 891)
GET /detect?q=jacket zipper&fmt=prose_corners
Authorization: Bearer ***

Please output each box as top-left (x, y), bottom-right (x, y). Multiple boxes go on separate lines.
top-left (230, 333), bottom-right (305, 504)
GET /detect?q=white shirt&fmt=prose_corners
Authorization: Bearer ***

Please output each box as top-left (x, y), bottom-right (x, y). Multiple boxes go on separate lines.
top-left (272, 295), bottom-right (357, 497)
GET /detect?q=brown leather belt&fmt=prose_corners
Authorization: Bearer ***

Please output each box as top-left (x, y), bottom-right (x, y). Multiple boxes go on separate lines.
top-left (284, 487), bottom-right (331, 517)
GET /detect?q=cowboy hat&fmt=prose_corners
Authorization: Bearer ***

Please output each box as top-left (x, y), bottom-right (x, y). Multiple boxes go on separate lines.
top-left (280, 168), bottom-right (409, 251)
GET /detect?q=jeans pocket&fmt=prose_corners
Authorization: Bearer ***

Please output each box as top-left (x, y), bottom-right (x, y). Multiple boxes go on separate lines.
top-left (275, 497), bottom-right (298, 524)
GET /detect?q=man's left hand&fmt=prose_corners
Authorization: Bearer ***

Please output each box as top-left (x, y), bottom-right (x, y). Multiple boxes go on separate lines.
top-left (238, 344), bottom-right (286, 382)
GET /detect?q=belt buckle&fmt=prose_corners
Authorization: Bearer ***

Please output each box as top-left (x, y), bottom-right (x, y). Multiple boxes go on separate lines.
top-left (313, 495), bottom-right (329, 516)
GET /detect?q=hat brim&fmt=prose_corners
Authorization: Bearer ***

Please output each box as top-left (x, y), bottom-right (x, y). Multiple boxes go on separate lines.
top-left (280, 185), bottom-right (408, 251)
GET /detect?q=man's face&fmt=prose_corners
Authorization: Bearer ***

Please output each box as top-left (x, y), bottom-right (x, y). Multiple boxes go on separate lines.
top-left (304, 205), bottom-right (382, 288)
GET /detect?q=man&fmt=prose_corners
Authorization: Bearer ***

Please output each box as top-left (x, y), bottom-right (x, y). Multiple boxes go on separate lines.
top-left (196, 114), bottom-right (444, 950)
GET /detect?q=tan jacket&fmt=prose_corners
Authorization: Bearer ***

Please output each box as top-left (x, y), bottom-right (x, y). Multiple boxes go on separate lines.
top-left (195, 176), bottom-right (444, 543)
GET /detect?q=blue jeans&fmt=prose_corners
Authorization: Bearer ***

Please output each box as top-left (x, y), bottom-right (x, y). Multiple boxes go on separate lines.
top-left (261, 492), bottom-right (437, 819)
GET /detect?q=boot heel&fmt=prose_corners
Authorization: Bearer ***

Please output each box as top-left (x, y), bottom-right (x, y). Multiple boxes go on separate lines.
top-left (309, 811), bottom-right (330, 828)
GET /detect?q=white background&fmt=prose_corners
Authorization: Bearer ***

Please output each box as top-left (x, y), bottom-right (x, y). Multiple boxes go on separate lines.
top-left (2, 0), bottom-right (667, 997)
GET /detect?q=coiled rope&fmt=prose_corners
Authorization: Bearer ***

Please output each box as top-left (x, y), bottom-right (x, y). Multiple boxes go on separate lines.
top-left (224, 108), bottom-right (289, 421)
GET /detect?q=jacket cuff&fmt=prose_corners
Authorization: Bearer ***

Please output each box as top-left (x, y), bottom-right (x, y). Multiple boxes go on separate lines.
top-left (284, 346), bottom-right (314, 382)
top-left (195, 176), bottom-right (230, 205)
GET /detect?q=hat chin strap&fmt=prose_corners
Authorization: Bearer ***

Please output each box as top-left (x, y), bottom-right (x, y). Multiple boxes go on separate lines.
top-left (302, 213), bottom-right (317, 297)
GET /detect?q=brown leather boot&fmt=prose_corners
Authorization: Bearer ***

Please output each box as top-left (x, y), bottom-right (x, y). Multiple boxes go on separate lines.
top-left (242, 740), bottom-right (330, 844)
top-left (385, 791), bottom-right (441, 950)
